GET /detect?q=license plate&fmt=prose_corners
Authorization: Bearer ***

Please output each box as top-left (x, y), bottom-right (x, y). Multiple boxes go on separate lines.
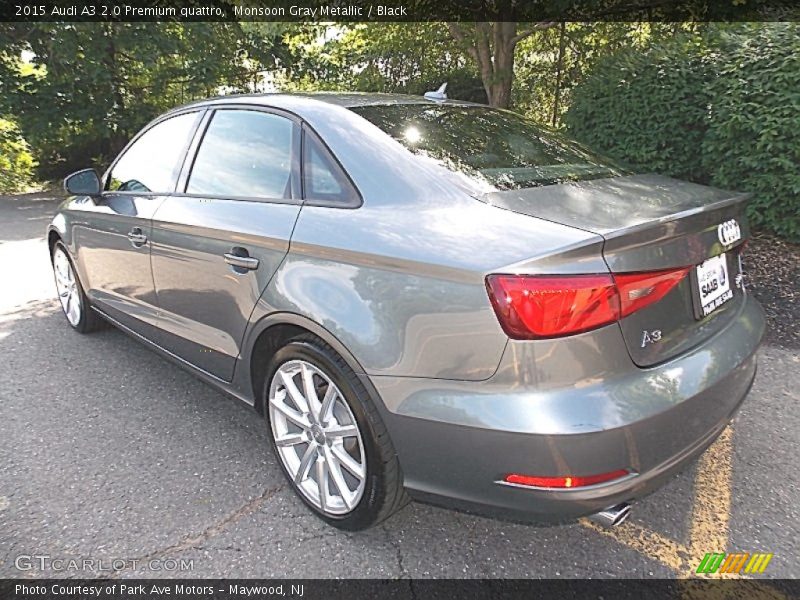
top-left (695, 253), bottom-right (733, 318)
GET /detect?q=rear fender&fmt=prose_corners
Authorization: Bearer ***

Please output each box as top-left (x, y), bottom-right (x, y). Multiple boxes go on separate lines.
top-left (234, 310), bottom-right (374, 413)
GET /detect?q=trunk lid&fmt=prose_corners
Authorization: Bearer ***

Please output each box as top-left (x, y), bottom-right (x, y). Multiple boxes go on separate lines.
top-left (483, 174), bottom-right (751, 366)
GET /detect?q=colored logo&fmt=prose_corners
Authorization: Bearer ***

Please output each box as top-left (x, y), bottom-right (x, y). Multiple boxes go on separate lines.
top-left (696, 552), bottom-right (773, 574)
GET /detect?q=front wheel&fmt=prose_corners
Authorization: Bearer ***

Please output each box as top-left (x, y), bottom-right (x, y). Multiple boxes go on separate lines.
top-left (51, 241), bottom-right (103, 333)
top-left (263, 335), bottom-right (408, 530)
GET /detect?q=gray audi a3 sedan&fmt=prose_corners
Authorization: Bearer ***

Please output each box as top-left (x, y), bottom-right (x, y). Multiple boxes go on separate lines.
top-left (50, 92), bottom-right (765, 530)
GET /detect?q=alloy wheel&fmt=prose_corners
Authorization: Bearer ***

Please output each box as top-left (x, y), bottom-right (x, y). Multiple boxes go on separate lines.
top-left (268, 359), bottom-right (367, 515)
top-left (53, 248), bottom-right (82, 327)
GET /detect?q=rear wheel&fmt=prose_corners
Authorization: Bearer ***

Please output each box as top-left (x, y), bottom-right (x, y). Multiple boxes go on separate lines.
top-left (263, 335), bottom-right (408, 530)
top-left (51, 241), bottom-right (103, 333)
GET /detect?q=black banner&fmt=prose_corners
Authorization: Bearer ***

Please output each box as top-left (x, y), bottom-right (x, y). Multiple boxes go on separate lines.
top-left (2, 579), bottom-right (800, 600)
top-left (2, 0), bottom-right (799, 22)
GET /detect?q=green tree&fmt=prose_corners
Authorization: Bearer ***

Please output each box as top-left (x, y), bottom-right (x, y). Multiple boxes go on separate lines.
top-left (276, 23), bottom-right (485, 102)
top-left (566, 23), bottom-right (800, 240)
top-left (703, 23), bottom-right (800, 239)
top-left (565, 32), bottom-right (717, 182)
top-left (1, 23), bottom-right (287, 178)
top-left (514, 23), bottom-right (701, 126)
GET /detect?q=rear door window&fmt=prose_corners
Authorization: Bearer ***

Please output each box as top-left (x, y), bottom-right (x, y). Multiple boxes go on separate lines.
top-left (187, 109), bottom-right (295, 200)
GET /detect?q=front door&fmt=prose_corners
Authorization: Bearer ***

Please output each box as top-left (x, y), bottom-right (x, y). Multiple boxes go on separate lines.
top-left (150, 108), bottom-right (302, 381)
top-left (76, 110), bottom-right (202, 337)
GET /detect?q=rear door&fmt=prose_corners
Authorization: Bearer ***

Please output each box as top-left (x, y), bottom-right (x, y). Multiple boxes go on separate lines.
top-left (149, 107), bottom-right (302, 381)
top-left (76, 110), bottom-right (202, 337)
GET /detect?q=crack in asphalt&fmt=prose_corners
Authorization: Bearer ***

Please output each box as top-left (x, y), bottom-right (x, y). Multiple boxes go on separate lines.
top-left (386, 530), bottom-right (418, 600)
top-left (382, 523), bottom-right (418, 599)
top-left (381, 524), bottom-right (408, 579)
top-left (109, 483), bottom-right (286, 578)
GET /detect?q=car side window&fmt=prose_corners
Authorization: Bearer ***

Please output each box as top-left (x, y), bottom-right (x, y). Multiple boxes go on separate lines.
top-left (186, 110), bottom-right (294, 200)
top-left (302, 129), bottom-right (360, 206)
top-left (107, 112), bottom-right (199, 193)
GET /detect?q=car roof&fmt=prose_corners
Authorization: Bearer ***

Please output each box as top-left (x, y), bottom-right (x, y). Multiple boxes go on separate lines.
top-left (292, 92), bottom-right (482, 108)
top-left (169, 91), bottom-right (483, 116)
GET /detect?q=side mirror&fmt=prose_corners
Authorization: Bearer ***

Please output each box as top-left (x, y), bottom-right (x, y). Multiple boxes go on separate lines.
top-left (64, 169), bottom-right (101, 196)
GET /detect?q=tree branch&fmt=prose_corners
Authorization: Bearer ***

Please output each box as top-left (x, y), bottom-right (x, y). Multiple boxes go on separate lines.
top-left (446, 22), bottom-right (478, 62)
top-left (510, 21), bottom-right (558, 46)
top-left (445, 22), bottom-right (467, 44)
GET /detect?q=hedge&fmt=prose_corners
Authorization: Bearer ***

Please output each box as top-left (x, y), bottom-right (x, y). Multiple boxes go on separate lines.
top-left (565, 24), bottom-right (800, 241)
top-left (703, 25), bottom-right (800, 240)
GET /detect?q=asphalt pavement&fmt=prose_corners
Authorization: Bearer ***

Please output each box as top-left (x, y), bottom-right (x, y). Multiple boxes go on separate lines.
top-left (0, 193), bottom-right (797, 585)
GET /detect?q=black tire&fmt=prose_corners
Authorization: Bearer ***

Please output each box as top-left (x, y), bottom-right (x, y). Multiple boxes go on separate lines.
top-left (262, 334), bottom-right (409, 530)
top-left (51, 240), bottom-right (104, 334)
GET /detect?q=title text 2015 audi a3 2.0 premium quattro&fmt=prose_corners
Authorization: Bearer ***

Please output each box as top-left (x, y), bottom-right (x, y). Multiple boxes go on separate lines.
top-left (49, 91), bottom-right (765, 530)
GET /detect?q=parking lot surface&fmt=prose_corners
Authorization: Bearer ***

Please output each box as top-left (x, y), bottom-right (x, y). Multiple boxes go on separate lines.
top-left (0, 193), bottom-right (797, 587)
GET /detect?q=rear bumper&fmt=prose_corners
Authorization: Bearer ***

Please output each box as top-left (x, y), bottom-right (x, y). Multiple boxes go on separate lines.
top-left (368, 293), bottom-right (765, 522)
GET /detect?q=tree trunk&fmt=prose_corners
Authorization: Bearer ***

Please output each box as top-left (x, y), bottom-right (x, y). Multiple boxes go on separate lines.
top-left (447, 22), bottom-right (556, 110)
top-left (489, 22), bottom-right (515, 108)
top-left (551, 22), bottom-right (567, 127)
top-left (103, 23), bottom-right (127, 157)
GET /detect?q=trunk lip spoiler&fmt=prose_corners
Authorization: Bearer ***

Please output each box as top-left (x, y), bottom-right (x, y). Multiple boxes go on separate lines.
top-left (475, 176), bottom-right (753, 241)
top-left (597, 191), bottom-right (753, 242)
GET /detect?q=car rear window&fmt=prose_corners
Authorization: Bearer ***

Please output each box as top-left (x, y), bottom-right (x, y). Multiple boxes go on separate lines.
top-left (350, 104), bottom-right (629, 190)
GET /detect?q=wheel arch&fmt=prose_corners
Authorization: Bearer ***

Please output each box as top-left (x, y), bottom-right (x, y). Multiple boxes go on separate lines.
top-left (244, 312), bottom-right (373, 416)
top-left (47, 207), bottom-right (72, 248)
top-left (47, 229), bottom-right (62, 256)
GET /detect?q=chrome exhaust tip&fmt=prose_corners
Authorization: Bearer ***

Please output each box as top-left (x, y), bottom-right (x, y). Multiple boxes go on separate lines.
top-left (588, 502), bottom-right (632, 528)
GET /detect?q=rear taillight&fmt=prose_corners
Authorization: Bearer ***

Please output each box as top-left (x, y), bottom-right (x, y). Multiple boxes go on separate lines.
top-left (486, 274), bottom-right (619, 339)
top-left (486, 267), bottom-right (689, 339)
top-left (614, 267), bottom-right (690, 318)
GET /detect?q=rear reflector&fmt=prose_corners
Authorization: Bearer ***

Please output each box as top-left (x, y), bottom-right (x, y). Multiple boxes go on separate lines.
top-left (486, 267), bottom-right (689, 339)
top-left (504, 469), bottom-right (631, 489)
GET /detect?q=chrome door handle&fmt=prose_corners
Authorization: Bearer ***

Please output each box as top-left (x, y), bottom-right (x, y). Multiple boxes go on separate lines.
top-left (127, 228), bottom-right (147, 247)
top-left (224, 253), bottom-right (259, 271)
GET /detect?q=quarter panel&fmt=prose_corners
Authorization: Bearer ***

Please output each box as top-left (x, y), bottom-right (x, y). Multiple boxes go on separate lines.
top-left (259, 196), bottom-right (605, 380)
top-left (267, 250), bottom-right (503, 380)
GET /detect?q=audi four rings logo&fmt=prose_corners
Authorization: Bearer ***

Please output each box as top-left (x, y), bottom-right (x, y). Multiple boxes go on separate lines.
top-left (717, 219), bottom-right (741, 246)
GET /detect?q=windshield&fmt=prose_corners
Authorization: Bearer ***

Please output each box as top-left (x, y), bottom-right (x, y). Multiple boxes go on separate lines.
top-left (350, 104), bottom-right (629, 190)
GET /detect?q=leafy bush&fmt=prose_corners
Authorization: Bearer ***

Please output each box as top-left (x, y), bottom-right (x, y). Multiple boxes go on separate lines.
top-left (565, 25), bottom-right (800, 241)
top-left (564, 38), bottom-right (715, 182)
top-left (0, 117), bottom-right (37, 193)
top-left (702, 24), bottom-right (800, 240)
